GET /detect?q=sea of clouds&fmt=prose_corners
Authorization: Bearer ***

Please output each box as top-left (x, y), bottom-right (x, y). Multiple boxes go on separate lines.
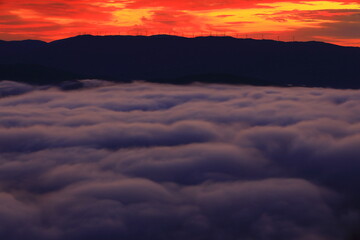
top-left (1, 80), bottom-right (360, 240)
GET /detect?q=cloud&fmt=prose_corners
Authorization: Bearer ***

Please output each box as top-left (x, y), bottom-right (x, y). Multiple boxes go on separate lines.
top-left (0, 81), bottom-right (34, 97)
top-left (1, 0), bottom-right (360, 46)
top-left (0, 80), bottom-right (360, 239)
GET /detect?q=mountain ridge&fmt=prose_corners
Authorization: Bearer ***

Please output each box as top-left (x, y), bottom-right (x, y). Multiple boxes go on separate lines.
top-left (1, 35), bottom-right (359, 88)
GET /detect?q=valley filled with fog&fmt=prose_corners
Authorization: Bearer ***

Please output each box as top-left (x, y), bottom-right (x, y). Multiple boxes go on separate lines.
top-left (1, 80), bottom-right (360, 240)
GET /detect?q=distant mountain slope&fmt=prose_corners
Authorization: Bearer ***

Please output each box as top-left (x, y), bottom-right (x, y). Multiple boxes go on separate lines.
top-left (0, 35), bottom-right (359, 88)
top-left (0, 64), bottom-right (82, 84)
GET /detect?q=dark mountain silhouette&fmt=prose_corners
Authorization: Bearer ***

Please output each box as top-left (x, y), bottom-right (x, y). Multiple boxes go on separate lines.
top-left (0, 64), bottom-right (82, 84)
top-left (1, 35), bottom-right (359, 88)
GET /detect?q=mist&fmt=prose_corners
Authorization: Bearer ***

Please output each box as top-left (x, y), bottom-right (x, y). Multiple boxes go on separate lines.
top-left (1, 80), bottom-right (360, 240)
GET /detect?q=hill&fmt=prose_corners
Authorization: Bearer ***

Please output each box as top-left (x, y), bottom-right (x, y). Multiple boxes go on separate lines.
top-left (0, 35), bottom-right (359, 88)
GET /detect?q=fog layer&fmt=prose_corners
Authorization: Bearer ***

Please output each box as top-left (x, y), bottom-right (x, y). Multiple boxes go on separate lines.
top-left (1, 80), bottom-right (360, 240)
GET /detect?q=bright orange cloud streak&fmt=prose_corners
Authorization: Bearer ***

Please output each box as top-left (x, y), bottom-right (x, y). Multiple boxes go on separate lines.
top-left (0, 0), bottom-right (359, 46)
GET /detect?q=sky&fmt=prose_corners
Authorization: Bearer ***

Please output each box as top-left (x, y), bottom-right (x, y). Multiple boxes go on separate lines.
top-left (0, 0), bottom-right (359, 46)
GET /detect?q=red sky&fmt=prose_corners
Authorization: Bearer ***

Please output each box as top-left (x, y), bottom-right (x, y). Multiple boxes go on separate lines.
top-left (0, 0), bottom-right (359, 46)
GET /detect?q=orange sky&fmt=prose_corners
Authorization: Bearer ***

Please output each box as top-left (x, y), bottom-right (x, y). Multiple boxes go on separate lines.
top-left (0, 0), bottom-right (359, 46)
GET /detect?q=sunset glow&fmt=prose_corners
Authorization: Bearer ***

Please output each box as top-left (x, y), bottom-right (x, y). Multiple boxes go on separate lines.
top-left (1, 0), bottom-right (359, 46)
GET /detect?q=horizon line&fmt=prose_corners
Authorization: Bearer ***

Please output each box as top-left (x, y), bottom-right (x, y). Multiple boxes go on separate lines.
top-left (2, 34), bottom-right (358, 48)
